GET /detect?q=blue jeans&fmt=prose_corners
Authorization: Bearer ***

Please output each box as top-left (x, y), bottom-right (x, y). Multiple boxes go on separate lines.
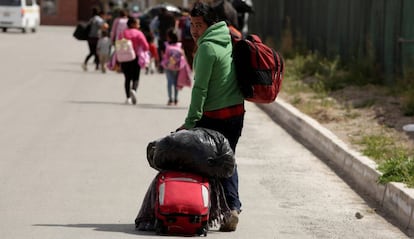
top-left (195, 113), bottom-right (244, 211)
top-left (165, 70), bottom-right (178, 102)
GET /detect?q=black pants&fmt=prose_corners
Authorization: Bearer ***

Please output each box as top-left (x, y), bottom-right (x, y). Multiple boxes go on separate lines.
top-left (84, 37), bottom-right (99, 67)
top-left (195, 114), bottom-right (244, 211)
top-left (157, 37), bottom-right (167, 71)
top-left (121, 58), bottom-right (141, 98)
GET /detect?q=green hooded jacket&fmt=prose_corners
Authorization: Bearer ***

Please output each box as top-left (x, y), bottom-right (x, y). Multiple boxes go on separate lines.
top-left (184, 21), bottom-right (244, 128)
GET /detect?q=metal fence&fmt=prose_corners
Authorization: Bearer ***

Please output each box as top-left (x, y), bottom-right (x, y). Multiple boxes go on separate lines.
top-left (248, 0), bottom-right (414, 83)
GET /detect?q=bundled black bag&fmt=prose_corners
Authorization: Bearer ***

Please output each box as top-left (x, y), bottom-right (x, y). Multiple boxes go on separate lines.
top-left (147, 128), bottom-right (235, 178)
top-left (73, 22), bottom-right (91, 40)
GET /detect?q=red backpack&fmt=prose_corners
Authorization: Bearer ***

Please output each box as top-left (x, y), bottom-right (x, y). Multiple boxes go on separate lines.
top-left (233, 34), bottom-right (284, 103)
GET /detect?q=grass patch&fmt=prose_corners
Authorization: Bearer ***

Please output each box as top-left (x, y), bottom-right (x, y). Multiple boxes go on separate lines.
top-left (348, 97), bottom-right (414, 187)
top-left (343, 110), bottom-right (360, 119)
top-left (283, 52), bottom-right (414, 187)
top-left (357, 134), bottom-right (402, 163)
top-left (378, 156), bottom-right (414, 187)
top-left (352, 99), bottom-right (376, 109)
top-left (354, 133), bottom-right (414, 186)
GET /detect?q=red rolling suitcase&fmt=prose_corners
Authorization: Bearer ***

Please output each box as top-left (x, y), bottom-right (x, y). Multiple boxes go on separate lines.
top-left (154, 171), bottom-right (210, 236)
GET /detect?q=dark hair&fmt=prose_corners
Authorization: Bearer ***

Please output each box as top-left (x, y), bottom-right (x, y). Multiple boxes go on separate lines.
top-left (190, 2), bottom-right (218, 27)
top-left (119, 9), bottom-right (128, 18)
top-left (127, 17), bottom-right (137, 28)
top-left (92, 7), bottom-right (99, 16)
top-left (101, 30), bottom-right (109, 37)
top-left (167, 28), bottom-right (178, 43)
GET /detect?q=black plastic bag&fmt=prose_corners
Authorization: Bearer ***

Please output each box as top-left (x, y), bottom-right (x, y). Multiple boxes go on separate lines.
top-left (147, 128), bottom-right (235, 178)
top-left (73, 22), bottom-right (90, 40)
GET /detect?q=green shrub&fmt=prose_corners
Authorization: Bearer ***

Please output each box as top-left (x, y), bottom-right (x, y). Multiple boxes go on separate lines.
top-left (357, 134), bottom-right (414, 186)
top-left (378, 156), bottom-right (414, 187)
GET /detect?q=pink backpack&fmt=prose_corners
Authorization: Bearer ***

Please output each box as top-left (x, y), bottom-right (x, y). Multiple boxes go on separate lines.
top-left (115, 32), bottom-right (136, 63)
top-left (161, 43), bottom-right (183, 71)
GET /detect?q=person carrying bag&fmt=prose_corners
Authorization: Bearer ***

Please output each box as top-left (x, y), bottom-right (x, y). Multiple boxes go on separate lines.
top-left (117, 17), bottom-right (149, 105)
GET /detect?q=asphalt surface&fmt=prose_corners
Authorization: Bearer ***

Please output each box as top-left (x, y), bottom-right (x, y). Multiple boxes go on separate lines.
top-left (0, 26), bottom-right (412, 238)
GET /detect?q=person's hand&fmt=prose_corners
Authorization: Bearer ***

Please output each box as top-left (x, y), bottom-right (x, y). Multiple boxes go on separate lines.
top-left (175, 124), bottom-right (187, 132)
top-left (101, 22), bottom-right (109, 30)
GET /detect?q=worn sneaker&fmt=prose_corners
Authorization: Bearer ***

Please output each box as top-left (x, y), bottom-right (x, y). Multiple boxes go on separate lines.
top-left (130, 89), bottom-right (137, 104)
top-left (125, 98), bottom-right (132, 104)
top-left (219, 210), bottom-right (239, 232)
top-left (167, 100), bottom-right (173, 106)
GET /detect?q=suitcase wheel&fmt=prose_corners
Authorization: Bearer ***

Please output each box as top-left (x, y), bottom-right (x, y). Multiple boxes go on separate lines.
top-left (197, 225), bottom-right (208, 236)
top-left (155, 218), bottom-right (208, 236)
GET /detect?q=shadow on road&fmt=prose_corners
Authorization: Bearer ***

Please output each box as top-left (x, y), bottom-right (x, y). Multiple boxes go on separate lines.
top-left (69, 100), bottom-right (128, 106)
top-left (137, 103), bottom-right (188, 110)
top-left (69, 101), bottom-right (188, 110)
top-left (50, 69), bottom-right (87, 73)
top-left (32, 223), bottom-right (158, 237)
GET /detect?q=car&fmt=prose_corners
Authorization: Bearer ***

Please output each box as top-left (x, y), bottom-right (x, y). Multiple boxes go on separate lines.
top-left (0, 0), bottom-right (40, 33)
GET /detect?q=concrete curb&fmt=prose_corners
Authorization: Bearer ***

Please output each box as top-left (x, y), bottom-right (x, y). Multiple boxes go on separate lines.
top-left (257, 98), bottom-right (414, 231)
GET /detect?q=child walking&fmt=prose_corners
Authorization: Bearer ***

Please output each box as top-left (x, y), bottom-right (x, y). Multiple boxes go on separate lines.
top-left (145, 33), bottom-right (159, 75)
top-left (97, 30), bottom-right (112, 73)
top-left (161, 29), bottom-right (185, 106)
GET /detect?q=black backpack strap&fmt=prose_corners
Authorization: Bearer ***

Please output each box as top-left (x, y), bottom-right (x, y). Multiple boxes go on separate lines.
top-left (272, 49), bottom-right (282, 78)
top-left (246, 34), bottom-right (262, 43)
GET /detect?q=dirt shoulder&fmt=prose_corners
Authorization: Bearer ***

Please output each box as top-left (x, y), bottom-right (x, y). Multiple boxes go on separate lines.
top-left (279, 84), bottom-right (414, 161)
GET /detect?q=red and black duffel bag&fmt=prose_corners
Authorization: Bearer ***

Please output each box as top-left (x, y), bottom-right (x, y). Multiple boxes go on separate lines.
top-left (233, 34), bottom-right (284, 104)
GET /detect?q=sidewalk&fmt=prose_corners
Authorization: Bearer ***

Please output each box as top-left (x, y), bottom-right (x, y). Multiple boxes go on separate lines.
top-left (258, 98), bottom-right (414, 233)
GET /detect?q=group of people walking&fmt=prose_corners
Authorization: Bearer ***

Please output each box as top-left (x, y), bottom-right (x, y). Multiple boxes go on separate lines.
top-left (82, 6), bottom-right (191, 106)
top-left (80, 0), bottom-right (254, 233)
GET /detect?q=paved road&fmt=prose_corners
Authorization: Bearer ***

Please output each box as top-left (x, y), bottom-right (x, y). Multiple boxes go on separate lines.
top-left (0, 26), bottom-right (411, 239)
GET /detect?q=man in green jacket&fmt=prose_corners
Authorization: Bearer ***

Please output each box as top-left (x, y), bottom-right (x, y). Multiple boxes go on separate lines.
top-left (177, 1), bottom-right (245, 232)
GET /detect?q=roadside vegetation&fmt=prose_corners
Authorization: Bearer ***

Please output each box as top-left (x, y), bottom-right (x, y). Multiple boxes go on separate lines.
top-left (280, 52), bottom-right (414, 187)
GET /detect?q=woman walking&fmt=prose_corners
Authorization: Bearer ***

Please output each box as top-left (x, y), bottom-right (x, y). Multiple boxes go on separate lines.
top-left (118, 17), bottom-right (149, 104)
